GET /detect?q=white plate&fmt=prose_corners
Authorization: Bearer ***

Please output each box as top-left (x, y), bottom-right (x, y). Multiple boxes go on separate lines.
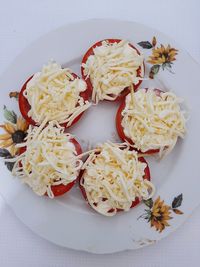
top-left (0, 19), bottom-right (199, 254)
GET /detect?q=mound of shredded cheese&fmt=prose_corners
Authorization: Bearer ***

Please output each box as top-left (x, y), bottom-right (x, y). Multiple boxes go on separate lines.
top-left (9, 120), bottom-right (83, 198)
top-left (80, 142), bottom-right (155, 216)
top-left (82, 40), bottom-right (144, 103)
top-left (121, 89), bottom-right (186, 156)
top-left (24, 61), bottom-right (91, 125)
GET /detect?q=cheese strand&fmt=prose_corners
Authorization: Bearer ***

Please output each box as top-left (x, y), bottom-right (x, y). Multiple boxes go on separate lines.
top-left (121, 89), bottom-right (186, 156)
top-left (10, 121), bottom-right (82, 198)
top-left (24, 61), bottom-right (91, 125)
top-left (82, 40), bottom-right (144, 103)
top-left (80, 142), bottom-right (155, 216)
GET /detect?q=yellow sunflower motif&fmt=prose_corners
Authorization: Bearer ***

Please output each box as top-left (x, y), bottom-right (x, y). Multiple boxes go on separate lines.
top-left (138, 37), bottom-right (178, 79)
top-left (150, 196), bottom-right (172, 232)
top-left (139, 194), bottom-right (183, 233)
top-left (0, 117), bottom-right (28, 156)
top-left (148, 44), bottom-right (178, 65)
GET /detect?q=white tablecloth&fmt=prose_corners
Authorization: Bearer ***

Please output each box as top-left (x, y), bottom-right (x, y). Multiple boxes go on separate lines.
top-left (0, 0), bottom-right (199, 266)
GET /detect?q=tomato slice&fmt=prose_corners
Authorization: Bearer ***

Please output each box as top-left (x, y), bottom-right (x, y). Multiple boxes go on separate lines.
top-left (81, 39), bottom-right (145, 101)
top-left (19, 137), bottom-right (82, 197)
top-left (19, 75), bottom-right (36, 125)
top-left (79, 152), bottom-right (151, 214)
top-left (18, 73), bottom-right (89, 128)
top-left (116, 88), bottom-right (165, 155)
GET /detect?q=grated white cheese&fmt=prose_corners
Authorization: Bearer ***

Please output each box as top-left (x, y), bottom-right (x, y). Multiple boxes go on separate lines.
top-left (24, 61), bottom-right (91, 125)
top-left (10, 121), bottom-right (83, 198)
top-left (82, 40), bottom-right (144, 103)
top-left (121, 89), bottom-right (186, 156)
top-left (80, 142), bottom-right (155, 216)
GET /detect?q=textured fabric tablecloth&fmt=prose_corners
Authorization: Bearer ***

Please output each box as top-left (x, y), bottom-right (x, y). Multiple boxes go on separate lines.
top-left (0, 0), bottom-right (199, 266)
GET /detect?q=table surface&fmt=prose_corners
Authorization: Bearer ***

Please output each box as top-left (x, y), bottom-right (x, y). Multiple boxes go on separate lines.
top-left (0, 0), bottom-right (199, 266)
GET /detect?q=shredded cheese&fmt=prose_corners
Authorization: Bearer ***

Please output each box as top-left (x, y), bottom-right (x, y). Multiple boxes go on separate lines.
top-left (82, 40), bottom-right (144, 103)
top-left (10, 121), bottom-right (83, 198)
top-left (80, 142), bottom-right (155, 216)
top-left (24, 61), bottom-right (91, 125)
top-left (121, 89), bottom-right (186, 156)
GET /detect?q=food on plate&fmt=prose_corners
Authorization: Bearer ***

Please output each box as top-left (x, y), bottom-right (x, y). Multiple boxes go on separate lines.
top-left (81, 39), bottom-right (144, 103)
top-left (0, 34), bottom-right (188, 222)
top-left (116, 88), bottom-right (186, 156)
top-left (19, 61), bottom-right (91, 127)
top-left (79, 142), bottom-right (155, 216)
top-left (8, 120), bottom-right (83, 198)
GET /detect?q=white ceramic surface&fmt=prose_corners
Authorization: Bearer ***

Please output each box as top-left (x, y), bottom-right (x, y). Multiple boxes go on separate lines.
top-left (0, 19), bottom-right (199, 254)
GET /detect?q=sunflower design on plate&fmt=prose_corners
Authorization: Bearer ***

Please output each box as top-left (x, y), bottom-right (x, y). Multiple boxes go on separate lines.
top-left (148, 197), bottom-right (172, 232)
top-left (0, 105), bottom-right (28, 170)
top-left (138, 36), bottom-right (178, 79)
top-left (139, 194), bottom-right (183, 233)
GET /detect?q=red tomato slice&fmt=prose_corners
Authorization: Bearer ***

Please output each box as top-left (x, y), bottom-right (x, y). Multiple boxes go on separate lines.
top-left (18, 73), bottom-right (89, 128)
top-left (19, 75), bottom-right (36, 125)
top-left (81, 39), bottom-right (145, 101)
top-left (19, 137), bottom-right (82, 197)
top-left (78, 152), bottom-right (151, 214)
top-left (116, 88), bottom-right (165, 154)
